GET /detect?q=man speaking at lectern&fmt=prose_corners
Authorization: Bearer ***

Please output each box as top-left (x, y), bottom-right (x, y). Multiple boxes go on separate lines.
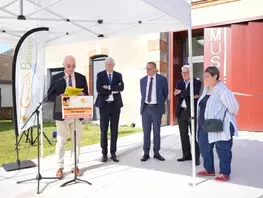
top-left (47, 55), bottom-right (89, 178)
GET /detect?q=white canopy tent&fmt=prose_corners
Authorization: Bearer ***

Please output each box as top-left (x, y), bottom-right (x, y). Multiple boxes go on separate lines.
top-left (0, 0), bottom-right (197, 186)
top-left (0, 0), bottom-right (190, 44)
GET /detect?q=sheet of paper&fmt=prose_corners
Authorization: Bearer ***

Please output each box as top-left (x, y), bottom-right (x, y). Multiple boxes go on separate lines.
top-left (64, 86), bottom-right (84, 96)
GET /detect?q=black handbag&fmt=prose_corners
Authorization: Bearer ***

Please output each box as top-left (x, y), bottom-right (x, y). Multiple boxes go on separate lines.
top-left (204, 109), bottom-right (228, 133)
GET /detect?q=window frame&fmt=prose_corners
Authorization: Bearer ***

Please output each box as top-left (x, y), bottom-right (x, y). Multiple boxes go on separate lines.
top-left (192, 0), bottom-right (240, 9)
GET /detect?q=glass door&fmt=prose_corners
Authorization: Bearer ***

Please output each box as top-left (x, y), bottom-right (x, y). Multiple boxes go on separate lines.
top-left (183, 36), bottom-right (204, 84)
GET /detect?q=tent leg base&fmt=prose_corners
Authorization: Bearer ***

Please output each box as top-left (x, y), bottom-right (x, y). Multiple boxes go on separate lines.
top-left (2, 160), bottom-right (36, 172)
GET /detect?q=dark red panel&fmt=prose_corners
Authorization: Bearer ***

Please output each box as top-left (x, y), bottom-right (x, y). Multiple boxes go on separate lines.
top-left (246, 22), bottom-right (263, 131)
top-left (247, 22), bottom-right (263, 95)
top-left (230, 24), bottom-right (249, 93)
top-left (230, 24), bottom-right (249, 130)
top-left (231, 22), bottom-right (263, 131)
top-left (235, 96), bottom-right (251, 131)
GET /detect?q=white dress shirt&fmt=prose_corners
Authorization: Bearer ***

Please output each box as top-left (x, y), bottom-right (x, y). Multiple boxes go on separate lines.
top-left (106, 72), bottom-right (114, 101)
top-left (65, 72), bottom-right (76, 88)
top-left (145, 74), bottom-right (157, 104)
top-left (181, 80), bottom-right (189, 108)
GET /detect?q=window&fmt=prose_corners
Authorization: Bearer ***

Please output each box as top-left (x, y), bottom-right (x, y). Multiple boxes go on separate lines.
top-left (184, 36), bottom-right (204, 57)
top-left (91, 55), bottom-right (108, 120)
top-left (45, 67), bottom-right (64, 94)
top-left (50, 67), bottom-right (64, 77)
top-left (192, 0), bottom-right (240, 9)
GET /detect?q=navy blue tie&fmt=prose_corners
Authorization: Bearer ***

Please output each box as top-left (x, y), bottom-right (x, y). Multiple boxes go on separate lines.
top-left (68, 75), bottom-right (72, 87)
top-left (108, 74), bottom-right (112, 84)
top-left (185, 80), bottom-right (189, 89)
top-left (147, 77), bottom-right (153, 103)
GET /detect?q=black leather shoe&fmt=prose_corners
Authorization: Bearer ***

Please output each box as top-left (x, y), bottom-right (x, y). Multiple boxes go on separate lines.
top-left (101, 155), bottom-right (108, 162)
top-left (177, 156), bottom-right (192, 162)
top-left (111, 154), bottom-right (119, 162)
top-left (196, 158), bottom-right (200, 166)
top-left (153, 153), bottom-right (165, 161)
top-left (141, 154), bottom-right (150, 162)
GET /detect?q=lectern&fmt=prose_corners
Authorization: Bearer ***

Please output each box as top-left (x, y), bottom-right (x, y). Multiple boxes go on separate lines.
top-left (59, 95), bottom-right (93, 187)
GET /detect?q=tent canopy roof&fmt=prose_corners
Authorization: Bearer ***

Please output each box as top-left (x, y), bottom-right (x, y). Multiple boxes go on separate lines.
top-left (0, 0), bottom-right (190, 45)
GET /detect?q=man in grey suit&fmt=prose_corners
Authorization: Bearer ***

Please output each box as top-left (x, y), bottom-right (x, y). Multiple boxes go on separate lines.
top-left (140, 62), bottom-right (168, 161)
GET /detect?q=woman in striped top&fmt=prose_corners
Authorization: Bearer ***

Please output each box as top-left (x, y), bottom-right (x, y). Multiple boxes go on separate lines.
top-left (196, 66), bottom-right (239, 182)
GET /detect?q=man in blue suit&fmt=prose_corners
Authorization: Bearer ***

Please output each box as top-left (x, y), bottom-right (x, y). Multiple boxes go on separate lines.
top-left (140, 62), bottom-right (168, 161)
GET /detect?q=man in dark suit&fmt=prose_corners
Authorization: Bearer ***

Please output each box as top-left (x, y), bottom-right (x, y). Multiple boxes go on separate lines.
top-left (174, 65), bottom-right (201, 166)
top-left (95, 57), bottom-right (124, 163)
top-left (140, 62), bottom-right (168, 162)
top-left (47, 55), bottom-right (88, 178)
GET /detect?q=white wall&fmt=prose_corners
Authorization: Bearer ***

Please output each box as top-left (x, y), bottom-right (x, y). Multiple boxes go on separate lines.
top-left (44, 34), bottom-right (156, 127)
top-left (192, 0), bottom-right (263, 26)
top-left (0, 84), bottom-right (12, 107)
top-left (106, 36), bottom-right (149, 127)
top-left (45, 42), bottom-right (91, 75)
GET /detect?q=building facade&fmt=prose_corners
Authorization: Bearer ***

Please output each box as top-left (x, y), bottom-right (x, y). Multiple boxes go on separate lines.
top-left (0, 53), bottom-right (13, 120)
top-left (169, 0), bottom-right (263, 131)
top-left (44, 0), bottom-right (263, 131)
top-left (0, 53), bottom-right (12, 108)
top-left (44, 33), bottom-right (169, 127)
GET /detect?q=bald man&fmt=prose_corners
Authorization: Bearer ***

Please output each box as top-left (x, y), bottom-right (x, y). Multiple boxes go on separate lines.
top-left (47, 55), bottom-right (89, 178)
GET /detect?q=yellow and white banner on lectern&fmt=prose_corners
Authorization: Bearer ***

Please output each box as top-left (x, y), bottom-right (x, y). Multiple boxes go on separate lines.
top-left (61, 96), bottom-right (93, 119)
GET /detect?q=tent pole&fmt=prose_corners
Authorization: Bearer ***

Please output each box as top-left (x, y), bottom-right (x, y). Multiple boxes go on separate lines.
top-left (19, 0), bottom-right (23, 15)
top-left (188, 18), bottom-right (196, 187)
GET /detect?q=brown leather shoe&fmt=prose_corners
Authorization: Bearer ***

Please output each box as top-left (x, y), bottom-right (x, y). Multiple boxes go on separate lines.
top-left (56, 168), bottom-right (64, 178)
top-left (71, 168), bottom-right (81, 176)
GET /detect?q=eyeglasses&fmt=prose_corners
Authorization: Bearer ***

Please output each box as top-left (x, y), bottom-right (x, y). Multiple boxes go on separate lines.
top-left (65, 64), bottom-right (76, 68)
top-left (146, 67), bottom-right (154, 70)
top-left (181, 72), bottom-right (189, 74)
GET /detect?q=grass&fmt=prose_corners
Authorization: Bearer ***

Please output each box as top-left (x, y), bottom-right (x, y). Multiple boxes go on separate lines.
top-left (0, 120), bottom-right (141, 166)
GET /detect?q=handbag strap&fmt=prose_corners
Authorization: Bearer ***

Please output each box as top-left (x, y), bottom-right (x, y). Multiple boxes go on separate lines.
top-left (222, 109), bottom-right (228, 121)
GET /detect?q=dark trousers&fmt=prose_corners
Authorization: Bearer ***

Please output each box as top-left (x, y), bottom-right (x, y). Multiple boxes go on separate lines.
top-left (99, 102), bottom-right (120, 156)
top-left (142, 104), bottom-right (162, 154)
top-left (197, 126), bottom-right (233, 176)
top-left (178, 108), bottom-right (200, 160)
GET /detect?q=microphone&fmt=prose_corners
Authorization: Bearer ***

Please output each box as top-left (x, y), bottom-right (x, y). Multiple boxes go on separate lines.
top-left (45, 76), bottom-right (66, 102)
top-left (52, 75), bottom-right (66, 84)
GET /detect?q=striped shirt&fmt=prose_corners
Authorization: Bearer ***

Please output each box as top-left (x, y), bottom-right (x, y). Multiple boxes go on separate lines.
top-left (197, 81), bottom-right (239, 143)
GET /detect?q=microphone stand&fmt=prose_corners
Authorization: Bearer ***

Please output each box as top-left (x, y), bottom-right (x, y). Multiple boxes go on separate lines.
top-left (16, 78), bottom-right (63, 194)
top-left (60, 117), bottom-right (92, 187)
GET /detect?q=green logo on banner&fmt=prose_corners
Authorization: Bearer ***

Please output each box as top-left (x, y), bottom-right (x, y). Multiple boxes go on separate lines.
top-left (20, 38), bottom-right (34, 70)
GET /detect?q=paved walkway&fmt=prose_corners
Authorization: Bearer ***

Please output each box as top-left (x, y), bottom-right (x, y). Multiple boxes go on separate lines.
top-left (0, 126), bottom-right (263, 198)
